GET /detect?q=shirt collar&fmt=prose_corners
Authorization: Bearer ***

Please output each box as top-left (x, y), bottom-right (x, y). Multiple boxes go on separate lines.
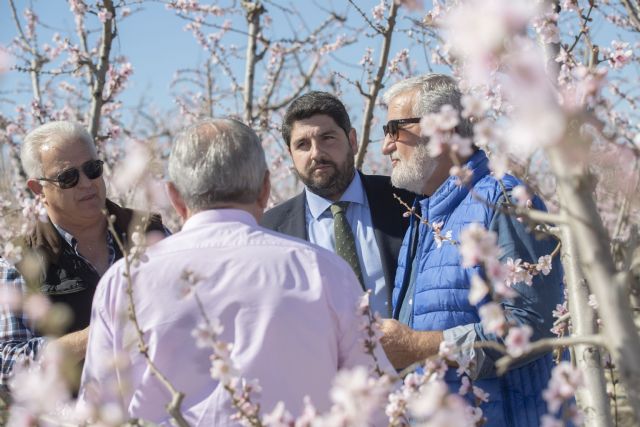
top-left (182, 208), bottom-right (257, 231)
top-left (304, 171), bottom-right (367, 220)
top-left (53, 223), bottom-right (76, 248)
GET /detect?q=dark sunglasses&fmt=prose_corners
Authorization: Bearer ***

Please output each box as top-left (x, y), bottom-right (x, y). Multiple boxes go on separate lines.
top-left (383, 117), bottom-right (422, 140)
top-left (38, 159), bottom-right (104, 189)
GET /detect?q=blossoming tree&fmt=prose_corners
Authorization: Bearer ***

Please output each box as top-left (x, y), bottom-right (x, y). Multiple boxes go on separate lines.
top-left (1, 0), bottom-right (639, 426)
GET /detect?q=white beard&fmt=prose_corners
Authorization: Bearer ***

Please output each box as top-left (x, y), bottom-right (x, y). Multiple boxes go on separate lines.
top-left (391, 143), bottom-right (439, 195)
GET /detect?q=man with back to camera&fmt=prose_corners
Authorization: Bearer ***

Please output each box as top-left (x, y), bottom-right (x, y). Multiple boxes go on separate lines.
top-left (0, 121), bottom-right (166, 389)
top-left (261, 91), bottom-right (411, 318)
top-left (79, 118), bottom-right (394, 425)
top-left (378, 74), bottom-right (564, 426)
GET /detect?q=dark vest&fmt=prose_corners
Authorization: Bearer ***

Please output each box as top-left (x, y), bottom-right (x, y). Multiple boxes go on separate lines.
top-left (14, 199), bottom-right (165, 334)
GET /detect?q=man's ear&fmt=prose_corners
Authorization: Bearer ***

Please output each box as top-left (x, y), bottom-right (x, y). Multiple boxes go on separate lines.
top-left (348, 128), bottom-right (358, 153)
top-left (27, 179), bottom-right (44, 196)
top-left (166, 182), bottom-right (189, 220)
top-left (257, 171), bottom-right (271, 211)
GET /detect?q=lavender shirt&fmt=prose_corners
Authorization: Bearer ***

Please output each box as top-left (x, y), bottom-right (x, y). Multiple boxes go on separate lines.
top-left (79, 209), bottom-right (392, 425)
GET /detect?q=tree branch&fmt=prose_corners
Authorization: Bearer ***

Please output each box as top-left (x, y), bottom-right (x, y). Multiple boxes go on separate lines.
top-left (88, 0), bottom-right (116, 140)
top-left (355, 0), bottom-right (398, 170)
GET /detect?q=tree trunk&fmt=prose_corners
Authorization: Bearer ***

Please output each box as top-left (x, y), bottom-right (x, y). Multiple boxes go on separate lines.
top-left (547, 140), bottom-right (640, 425)
top-left (561, 224), bottom-right (613, 427)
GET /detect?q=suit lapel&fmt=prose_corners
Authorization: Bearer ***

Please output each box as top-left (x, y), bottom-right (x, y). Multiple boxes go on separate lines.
top-left (280, 192), bottom-right (308, 240)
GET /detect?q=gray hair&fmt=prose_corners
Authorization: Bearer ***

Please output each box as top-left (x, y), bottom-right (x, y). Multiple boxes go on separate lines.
top-left (168, 118), bottom-right (267, 211)
top-left (383, 74), bottom-right (473, 138)
top-left (21, 121), bottom-right (95, 178)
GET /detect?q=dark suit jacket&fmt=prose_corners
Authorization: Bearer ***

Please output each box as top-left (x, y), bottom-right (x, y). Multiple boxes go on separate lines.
top-left (260, 172), bottom-right (412, 293)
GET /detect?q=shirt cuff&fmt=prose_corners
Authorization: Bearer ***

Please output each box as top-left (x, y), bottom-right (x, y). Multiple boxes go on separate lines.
top-left (443, 324), bottom-right (490, 380)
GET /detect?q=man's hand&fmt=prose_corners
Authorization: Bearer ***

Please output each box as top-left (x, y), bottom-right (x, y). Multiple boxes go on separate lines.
top-left (55, 326), bottom-right (90, 364)
top-left (380, 319), bottom-right (444, 370)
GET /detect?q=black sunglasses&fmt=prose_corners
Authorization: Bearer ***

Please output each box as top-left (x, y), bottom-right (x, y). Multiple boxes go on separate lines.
top-left (383, 117), bottom-right (422, 140)
top-left (38, 159), bottom-right (104, 189)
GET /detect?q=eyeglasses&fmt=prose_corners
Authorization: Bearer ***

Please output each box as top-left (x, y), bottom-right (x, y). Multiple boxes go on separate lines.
top-left (38, 159), bottom-right (104, 189)
top-left (383, 118), bottom-right (422, 141)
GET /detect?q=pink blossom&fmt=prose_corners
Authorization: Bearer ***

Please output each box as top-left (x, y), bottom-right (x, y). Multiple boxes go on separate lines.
top-left (461, 94), bottom-right (489, 119)
top-left (327, 366), bottom-right (391, 425)
top-left (449, 165), bottom-right (473, 186)
top-left (372, 1), bottom-right (386, 22)
top-left (479, 302), bottom-right (506, 336)
top-left (444, 0), bottom-right (538, 60)
top-left (191, 319), bottom-right (223, 348)
top-left (439, 105), bottom-right (460, 130)
top-left (505, 258), bottom-right (533, 286)
top-left (458, 375), bottom-right (471, 395)
top-left (98, 9), bottom-right (113, 23)
top-left (394, 0), bottom-right (424, 11)
top-left (468, 275), bottom-right (489, 305)
top-left (2, 242), bottom-right (23, 265)
top-left (262, 401), bottom-right (294, 426)
top-left (531, 13), bottom-right (560, 44)
top-left (438, 340), bottom-right (456, 361)
top-left (448, 134), bottom-right (473, 157)
top-left (458, 223), bottom-right (500, 268)
top-left (504, 325), bottom-right (533, 357)
top-left (588, 294), bottom-right (598, 310)
top-left (607, 40), bottom-right (633, 69)
top-left (542, 361), bottom-right (583, 413)
top-left (561, 0), bottom-right (579, 12)
top-left (536, 255), bottom-right (553, 275)
top-left (388, 48), bottom-right (409, 74)
top-left (540, 415), bottom-right (564, 427)
top-left (472, 119), bottom-right (496, 148)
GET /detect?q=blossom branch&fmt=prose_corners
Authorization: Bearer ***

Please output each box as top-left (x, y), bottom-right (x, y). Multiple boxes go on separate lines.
top-left (106, 217), bottom-right (189, 427)
top-left (494, 335), bottom-right (606, 376)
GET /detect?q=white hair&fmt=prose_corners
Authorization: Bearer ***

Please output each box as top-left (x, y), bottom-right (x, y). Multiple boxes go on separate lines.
top-left (383, 74), bottom-right (473, 138)
top-left (21, 121), bottom-right (95, 178)
top-left (168, 118), bottom-right (267, 211)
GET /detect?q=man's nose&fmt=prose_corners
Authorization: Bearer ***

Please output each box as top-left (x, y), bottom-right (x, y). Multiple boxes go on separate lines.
top-left (382, 133), bottom-right (396, 156)
top-left (309, 140), bottom-right (324, 159)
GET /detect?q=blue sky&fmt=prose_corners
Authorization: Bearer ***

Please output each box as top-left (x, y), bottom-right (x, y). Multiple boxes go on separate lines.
top-left (0, 1), bottom-right (433, 121)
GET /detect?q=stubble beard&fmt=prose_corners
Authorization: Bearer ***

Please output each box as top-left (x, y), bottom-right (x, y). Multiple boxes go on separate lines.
top-left (298, 150), bottom-right (355, 199)
top-left (391, 142), bottom-right (438, 195)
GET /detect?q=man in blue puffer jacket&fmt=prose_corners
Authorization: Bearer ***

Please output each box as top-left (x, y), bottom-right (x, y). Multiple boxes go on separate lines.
top-left (378, 74), bottom-right (564, 427)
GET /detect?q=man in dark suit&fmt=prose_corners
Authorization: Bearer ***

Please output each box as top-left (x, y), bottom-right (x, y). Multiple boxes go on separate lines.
top-left (261, 91), bottom-right (410, 317)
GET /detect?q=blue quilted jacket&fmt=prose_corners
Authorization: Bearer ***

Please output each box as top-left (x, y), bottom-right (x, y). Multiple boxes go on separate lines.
top-left (392, 150), bottom-right (564, 427)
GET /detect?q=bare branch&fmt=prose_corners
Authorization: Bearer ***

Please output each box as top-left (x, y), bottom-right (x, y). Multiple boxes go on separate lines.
top-left (620, 0), bottom-right (640, 31)
top-left (242, 0), bottom-right (265, 125)
top-left (355, 0), bottom-right (399, 169)
top-left (87, 0), bottom-right (116, 140)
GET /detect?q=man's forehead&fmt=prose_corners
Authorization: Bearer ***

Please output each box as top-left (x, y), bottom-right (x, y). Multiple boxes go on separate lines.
top-left (40, 138), bottom-right (96, 166)
top-left (291, 114), bottom-right (341, 136)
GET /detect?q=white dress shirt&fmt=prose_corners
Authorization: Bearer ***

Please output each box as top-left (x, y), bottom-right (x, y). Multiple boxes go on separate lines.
top-left (79, 209), bottom-right (392, 426)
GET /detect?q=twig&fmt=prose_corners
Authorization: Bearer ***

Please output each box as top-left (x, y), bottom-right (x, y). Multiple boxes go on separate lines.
top-left (106, 217), bottom-right (190, 427)
top-left (494, 334), bottom-right (606, 375)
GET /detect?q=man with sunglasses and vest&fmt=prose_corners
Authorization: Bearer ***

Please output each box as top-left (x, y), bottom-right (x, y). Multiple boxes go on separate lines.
top-left (261, 91), bottom-right (411, 318)
top-left (0, 121), bottom-right (166, 388)
top-left (378, 74), bottom-right (564, 426)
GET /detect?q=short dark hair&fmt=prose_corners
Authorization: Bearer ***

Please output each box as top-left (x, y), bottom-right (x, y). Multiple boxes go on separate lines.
top-left (281, 91), bottom-right (352, 147)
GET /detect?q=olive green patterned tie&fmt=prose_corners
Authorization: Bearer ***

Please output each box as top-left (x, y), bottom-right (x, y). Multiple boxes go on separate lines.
top-left (330, 201), bottom-right (365, 290)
